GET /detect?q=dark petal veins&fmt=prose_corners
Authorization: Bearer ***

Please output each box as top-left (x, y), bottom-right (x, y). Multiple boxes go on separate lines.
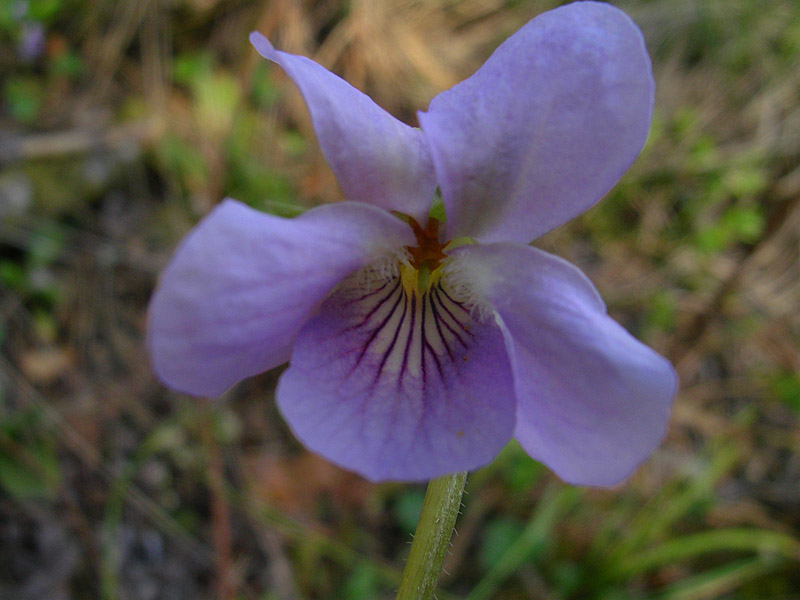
top-left (430, 286), bottom-right (472, 349)
top-left (276, 268), bottom-right (516, 481)
top-left (374, 288), bottom-right (410, 385)
top-left (350, 280), bottom-right (404, 369)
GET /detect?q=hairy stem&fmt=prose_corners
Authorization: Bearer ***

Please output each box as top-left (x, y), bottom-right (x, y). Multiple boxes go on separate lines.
top-left (396, 471), bottom-right (467, 600)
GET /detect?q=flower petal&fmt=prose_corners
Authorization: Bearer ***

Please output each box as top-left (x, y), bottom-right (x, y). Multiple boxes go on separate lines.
top-left (250, 32), bottom-right (436, 221)
top-left (455, 243), bottom-right (677, 486)
top-left (276, 267), bottom-right (516, 481)
top-left (147, 199), bottom-right (414, 397)
top-left (418, 1), bottom-right (654, 243)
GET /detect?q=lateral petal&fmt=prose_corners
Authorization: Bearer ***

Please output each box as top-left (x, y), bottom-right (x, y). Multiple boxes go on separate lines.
top-left (147, 200), bottom-right (414, 397)
top-left (276, 267), bottom-right (516, 481)
top-left (418, 1), bottom-right (654, 243)
top-left (250, 32), bottom-right (436, 221)
top-left (455, 243), bottom-right (677, 486)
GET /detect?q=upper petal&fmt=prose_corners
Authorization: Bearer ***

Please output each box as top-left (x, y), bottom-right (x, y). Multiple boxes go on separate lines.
top-left (276, 264), bottom-right (516, 481)
top-left (250, 32), bottom-right (436, 221)
top-left (147, 199), bottom-right (414, 397)
top-left (455, 243), bottom-right (677, 486)
top-left (418, 2), bottom-right (654, 243)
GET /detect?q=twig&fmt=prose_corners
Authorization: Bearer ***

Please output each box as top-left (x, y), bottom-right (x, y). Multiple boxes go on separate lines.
top-left (0, 119), bottom-right (161, 164)
top-left (201, 407), bottom-right (235, 600)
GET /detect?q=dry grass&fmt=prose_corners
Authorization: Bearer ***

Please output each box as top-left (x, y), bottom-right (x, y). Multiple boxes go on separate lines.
top-left (1, 1), bottom-right (799, 598)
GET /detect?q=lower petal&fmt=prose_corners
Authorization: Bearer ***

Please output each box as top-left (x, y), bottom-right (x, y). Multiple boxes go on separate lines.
top-left (276, 265), bottom-right (516, 481)
top-left (147, 200), bottom-right (413, 397)
top-left (455, 243), bottom-right (677, 486)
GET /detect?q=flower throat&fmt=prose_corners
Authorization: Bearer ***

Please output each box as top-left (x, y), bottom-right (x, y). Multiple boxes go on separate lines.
top-left (401, 217), bottom-right (447, 296)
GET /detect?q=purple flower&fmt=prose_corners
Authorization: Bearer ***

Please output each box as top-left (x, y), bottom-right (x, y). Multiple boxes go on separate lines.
top-left (148, 2), bottom-right (677, 485)
top-left (18, 22), bottom-right (45, 62)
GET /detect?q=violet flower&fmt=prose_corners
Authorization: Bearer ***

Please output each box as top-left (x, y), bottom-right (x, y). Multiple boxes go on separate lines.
top-left (148, 2), bottom-right (677, 485)
top-left (18, 22), bottom-right (45, 62)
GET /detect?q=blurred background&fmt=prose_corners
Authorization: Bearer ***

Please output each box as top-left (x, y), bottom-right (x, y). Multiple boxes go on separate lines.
top-left (1, 0), bottom-right (799, 598)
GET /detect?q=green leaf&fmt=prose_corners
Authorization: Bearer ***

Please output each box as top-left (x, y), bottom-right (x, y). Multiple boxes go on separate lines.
top-left (50, 50), bottom-right (85, 78)
top-left (4, 76), bottom-right (44, 124)
top-left (646, 290), bottom-right (677, 332)
top-left (720, 205), bottom-right (764, 243)
top-left (498, 440), bottom-right (545, 492)
top-left (0, 442), bottom-right (60, 500)
top-left (594, 441), bottom-right (740, 567)
top-left (657, 557), bottom-right (788, 600)
top-left (478, 517), bottom-right (524, 572)
top-left (465, 485), bottom-right (582, 600)
top-left (173, 51), bottom-right (214, 87)
top-left (722, 166), bottom-right (768, 199)
top-left (393, 488), bottom-right (426, 533)
top-left (768, 371), bottom-right (800, 413)
top-left (609, 528), bottom-right (800, 580)
top-left (251, 61), bottom-right (280, 108)
top-left (28, 0), bottom-right (63, 22)
top-left (193, 71), bottom-right (241, 140)
top-left (341, 562), bottom-right (381, 600)
top-left (0, 260), bottom-right (26, 290)
top-left (155, 134), bottom-right (208, 190)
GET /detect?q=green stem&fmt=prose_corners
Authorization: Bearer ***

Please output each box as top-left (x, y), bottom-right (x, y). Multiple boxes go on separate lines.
top-left (396, 471), bottom-right (467, 600)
